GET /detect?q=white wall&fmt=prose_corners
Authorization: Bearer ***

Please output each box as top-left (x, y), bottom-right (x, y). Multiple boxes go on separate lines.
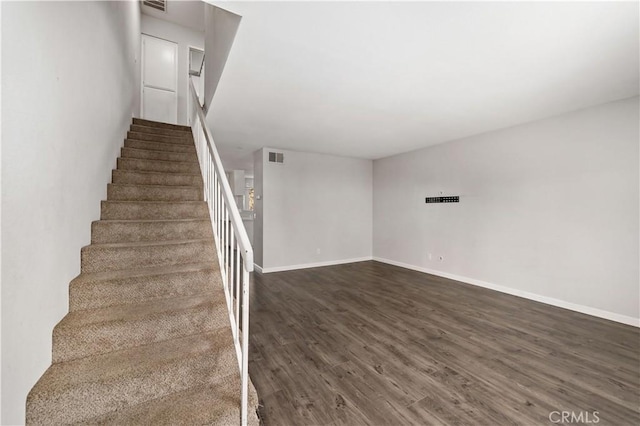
top-left (373, 96), bottom-right (639, 324)
top-left (1, 1), bottom-right (140, 423)
top-left (256, 148), bottom-right (372, 272)
top-left (141, 14), bottom-right (204, 125)
top-left (203, 4), bottom-right (241, 113)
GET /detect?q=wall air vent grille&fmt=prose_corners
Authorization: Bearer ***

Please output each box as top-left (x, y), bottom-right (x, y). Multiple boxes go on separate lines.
top-left (142, 0), bottom-right (166, 12)
top-left (268, 152), bottom-right (284, 164)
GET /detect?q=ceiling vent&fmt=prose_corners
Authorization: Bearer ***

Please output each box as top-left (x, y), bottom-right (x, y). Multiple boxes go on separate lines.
top-left (268, 152), bottom-right (284, 164)
top-left (142, 0), bottom-right (166, 13)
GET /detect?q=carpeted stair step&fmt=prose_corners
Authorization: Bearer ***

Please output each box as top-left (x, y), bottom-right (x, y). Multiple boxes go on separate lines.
top-left (112, 169), bottom-right (202, 187)
top-left (124, 138), bottom-right (197, 154)
top-left (91, 218), bottom-right (212, 243)
top-left (107, 183), bottom-right (203, 202)
top-left (121, 147), bottom-right (198, 163)
top-left (52, 294), bottom-right (228, 362)
top-left (82, 376), bottom-right (260, 426)
top-left (101, 200), bottom-right (209, 220)
top-left (130, 124), bottom-right (191, 138)
top-left (118, 157), bottom-right (201, 174)
top-left (27, 329), bottom-right (237, 425)
top-left (134, 117), bottom-right (191, 132)
top-left (69, 263), bottom-right (220, 311)
top-left (26, 117), bottom-right (258, 425)
top-left (127, 131), bottom-right (193, 145)
top-left (81, 239), bottom-right (215, 273)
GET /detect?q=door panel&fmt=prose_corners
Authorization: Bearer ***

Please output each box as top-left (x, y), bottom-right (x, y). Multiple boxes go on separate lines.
top-left (141, 35), bottom-right (177, 124)
top-left (142, 87), bottom-right (178, 124)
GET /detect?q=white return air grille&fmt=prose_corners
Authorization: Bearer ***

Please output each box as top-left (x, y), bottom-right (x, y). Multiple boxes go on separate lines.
top-left (268, 152), bottom-right (284, 164)
top-left (143, 0), bottom-right (166, 12)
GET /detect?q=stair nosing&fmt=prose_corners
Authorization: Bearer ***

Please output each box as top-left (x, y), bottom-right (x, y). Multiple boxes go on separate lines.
top-left (108, 183), bottom-right (203, 190)
top-left (113, 169), bottom-right (201, 178)
top-left (83, 238), bottom-right (212, 250)
top-left (101, 200), bottom-right (206, 204)
top-left (129, 125), bottom-right (191, 136)
top-left (71, 262), bottom-right (219, 283)
top-left (118, 156), bottom-right (199, 166)
top-left (93, 218), bottom-right (210, 224)
top-left (125, 137), bottom-right (195, 147)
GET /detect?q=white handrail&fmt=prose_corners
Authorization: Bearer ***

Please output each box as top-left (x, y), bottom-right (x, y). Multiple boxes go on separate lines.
top-left (188, 77), bottom-right (252, 426)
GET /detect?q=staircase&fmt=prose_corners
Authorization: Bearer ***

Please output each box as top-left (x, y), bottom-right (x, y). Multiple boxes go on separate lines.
top-left (26, 118), bottom-right (259, 425)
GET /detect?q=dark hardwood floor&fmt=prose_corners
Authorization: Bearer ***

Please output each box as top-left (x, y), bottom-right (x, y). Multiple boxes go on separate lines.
top-left (248, 261), bottom-right (639, 425)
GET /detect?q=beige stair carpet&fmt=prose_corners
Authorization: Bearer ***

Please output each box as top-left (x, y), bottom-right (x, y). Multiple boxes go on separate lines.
top-left (26, 118), bottom-right (259, 425)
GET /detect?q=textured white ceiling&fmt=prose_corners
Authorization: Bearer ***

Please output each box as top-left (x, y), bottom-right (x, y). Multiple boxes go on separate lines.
top-left (205, 1), bottom-right (639, 170)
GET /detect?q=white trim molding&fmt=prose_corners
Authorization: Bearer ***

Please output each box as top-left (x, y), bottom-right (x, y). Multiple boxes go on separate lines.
top-left (260, 257), bottom-right (373, 274)
top-left (253, 263), bottom-right (263, 274)
top-left (373, 257), bottom-right (639, 328)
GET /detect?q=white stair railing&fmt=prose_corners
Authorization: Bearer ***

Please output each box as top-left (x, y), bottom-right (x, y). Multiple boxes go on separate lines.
top-left (188, 77), bottom-right (253, 426)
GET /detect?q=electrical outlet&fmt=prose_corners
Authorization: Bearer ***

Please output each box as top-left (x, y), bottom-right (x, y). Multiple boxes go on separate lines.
top-left (316, 248), bottom-right (321, 255)
top-left (427, 253), bottom-right (432, 261)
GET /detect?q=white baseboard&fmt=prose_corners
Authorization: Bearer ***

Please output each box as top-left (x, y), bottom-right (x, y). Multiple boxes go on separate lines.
top-left (253, 263), bottom-right (263, 274)
top-left (260, 256), bottom-right (373, 274)
top-left (373, 257), bottom-right (639, 328)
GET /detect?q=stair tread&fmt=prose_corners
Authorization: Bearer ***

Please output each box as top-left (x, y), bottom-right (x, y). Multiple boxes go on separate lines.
top-left (91, 217), bottom-right (212, 244)
top-left (133, 118), bottom-right (191, 132)
top-left (56, 294), bottom-right (223, 329)
top-left (117, 158), bottom-right (200, 174)
top-left (81, 378), bottom-right (258, 426)
top-left (113, 168), bottom-right (200, 176)
top-left (84, 237), bottom-right (211, 250)
top-left (102, 199), bottom-right (206, 204)
top-left (107, 183), bottom-right (203, 202)
top-left (123, 146), bottom-right (194, 154)
top-left (122, 146), bottom-right (198, 160)
top-left (113, 168), bottom-right (201, 177)
top-left (118, 156), bottom-right (200, 166)
top-left (72, 261), bottom-right (218, 283)
top-left (100, 200), bottom-right (209, 220)
top-left (69, 262), bottom-right (220, 312)
top-left (111, 169), bottom-right (203, 186)
top-left (130, 124), bottom-right (191, 136)
top-left (29, 329), bottom-right (234, 398)
top-left (129, 130), bottom-right (189, 138)
top-left (108, 183), bottom-right (202, 190)
top-left (128, 131), bottom-right (192, 143)
top-left (125, 139), bottom-right (196, 154)
top-left (95, 218), bottom-right (209, 224)
top-left (28, 330), bottom-right (238, 423)
top-left (126, 137), bottom-right (194, 145)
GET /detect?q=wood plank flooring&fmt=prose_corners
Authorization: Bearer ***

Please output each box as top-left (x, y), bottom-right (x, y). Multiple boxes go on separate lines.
top-left (248, 261), bottom-right (639, 425)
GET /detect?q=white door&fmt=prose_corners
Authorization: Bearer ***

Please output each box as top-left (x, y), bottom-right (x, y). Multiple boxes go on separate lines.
top-left (141, 34), bottom-right (178, 124)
